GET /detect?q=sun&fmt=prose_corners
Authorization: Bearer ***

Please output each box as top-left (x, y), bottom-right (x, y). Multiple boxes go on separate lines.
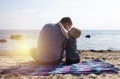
top-left (18, 40), bottom-right (33, 52)
top-left (20, 43), bottom-right (30, 51)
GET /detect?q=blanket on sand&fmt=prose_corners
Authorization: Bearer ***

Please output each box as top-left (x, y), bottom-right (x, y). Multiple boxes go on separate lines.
top-left (0, 60), bottom-right (119, 76)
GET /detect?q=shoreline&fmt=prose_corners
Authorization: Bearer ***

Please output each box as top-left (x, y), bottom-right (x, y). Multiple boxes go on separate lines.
top-left (80, 49), bottom-right (120, 52)
top-left (0, 49), bottom-right (120, 53)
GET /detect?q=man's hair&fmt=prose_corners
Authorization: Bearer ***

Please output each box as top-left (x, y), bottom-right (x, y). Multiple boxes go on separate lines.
top-left (60, 17), bottom-right (72, 25)
top-left (69, 27), bottom-right (81, 38)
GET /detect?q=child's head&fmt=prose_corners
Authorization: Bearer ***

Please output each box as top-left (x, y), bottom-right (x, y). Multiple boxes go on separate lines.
top-left (69, 27), bottom-right (81, 38)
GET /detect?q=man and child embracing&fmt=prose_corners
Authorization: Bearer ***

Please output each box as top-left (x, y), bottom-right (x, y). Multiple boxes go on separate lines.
top-left (30, 17), bottom-right (81, 66)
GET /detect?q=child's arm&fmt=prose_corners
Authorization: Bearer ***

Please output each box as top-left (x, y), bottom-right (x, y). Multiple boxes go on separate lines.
top-left (58, 22), bottom-right (69, 39)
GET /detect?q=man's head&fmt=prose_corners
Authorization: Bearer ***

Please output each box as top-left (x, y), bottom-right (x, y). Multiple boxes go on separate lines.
top-left (69, 27), bottom-right (81, 38)
top-left (60, 17), bottom-right (72, 30)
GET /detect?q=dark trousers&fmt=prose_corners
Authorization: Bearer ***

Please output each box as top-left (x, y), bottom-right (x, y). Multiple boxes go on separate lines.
top-left (66, 58), bottom-right (80, 65)
top-left (66, 50), bottom-right (80, 65)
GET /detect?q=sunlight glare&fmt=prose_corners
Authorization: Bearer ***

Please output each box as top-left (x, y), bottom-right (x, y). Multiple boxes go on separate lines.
top-left (18, 40), bottom-right (32, 53)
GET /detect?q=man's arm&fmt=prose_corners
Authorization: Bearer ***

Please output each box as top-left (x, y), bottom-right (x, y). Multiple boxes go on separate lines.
top-left (58, 22), bottom-right (69, 39)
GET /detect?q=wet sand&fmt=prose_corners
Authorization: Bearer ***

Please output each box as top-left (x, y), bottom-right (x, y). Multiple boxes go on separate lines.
top-left (0, 51), bottom-right (120, 79)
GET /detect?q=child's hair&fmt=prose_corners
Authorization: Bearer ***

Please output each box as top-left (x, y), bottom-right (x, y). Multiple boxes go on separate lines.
top-left (69, 27), bottom-right (81, 38)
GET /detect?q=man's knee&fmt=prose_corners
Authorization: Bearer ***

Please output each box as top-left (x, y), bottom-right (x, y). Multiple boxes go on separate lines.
top-left (29, 48), bottom-right (36, 58)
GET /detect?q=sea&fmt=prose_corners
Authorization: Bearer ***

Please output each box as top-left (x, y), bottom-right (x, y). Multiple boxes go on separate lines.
top-left (0, 30), bottom-right (120, 51)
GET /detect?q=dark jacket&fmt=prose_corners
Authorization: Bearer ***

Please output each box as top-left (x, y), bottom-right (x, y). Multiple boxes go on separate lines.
top-left (66, 34), bottom-right (79, 60)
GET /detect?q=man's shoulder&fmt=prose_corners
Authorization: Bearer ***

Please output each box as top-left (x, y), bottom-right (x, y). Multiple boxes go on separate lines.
top-left (43, 23), bottom-right (59, 30)
top-left (44, 23), bottom-right (56, 27)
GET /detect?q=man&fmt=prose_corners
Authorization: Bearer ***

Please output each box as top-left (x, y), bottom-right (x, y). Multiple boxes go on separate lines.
top-left (30, 17), bottom-right (72, 65)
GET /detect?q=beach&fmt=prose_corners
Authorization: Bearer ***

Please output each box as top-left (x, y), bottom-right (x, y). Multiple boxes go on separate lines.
top-left (1, 0), bottom-right (120, 78)
top-left (0, 50), bottom-right (120, 79)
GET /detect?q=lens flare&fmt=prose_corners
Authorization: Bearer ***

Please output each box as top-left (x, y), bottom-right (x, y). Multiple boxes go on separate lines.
top-left (18, 40), bottom-right (32, 53)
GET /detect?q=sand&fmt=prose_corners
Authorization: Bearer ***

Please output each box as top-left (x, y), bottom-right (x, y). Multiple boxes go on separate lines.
top-left (0, 50), bottom-right (120, 79)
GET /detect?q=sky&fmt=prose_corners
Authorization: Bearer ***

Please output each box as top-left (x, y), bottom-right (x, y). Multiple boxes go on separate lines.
top-left (0, 0), bottom-right (120, 30)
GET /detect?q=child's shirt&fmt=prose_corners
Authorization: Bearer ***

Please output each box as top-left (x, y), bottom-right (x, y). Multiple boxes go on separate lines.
top-left (66, 34), bottom-right (79, 60)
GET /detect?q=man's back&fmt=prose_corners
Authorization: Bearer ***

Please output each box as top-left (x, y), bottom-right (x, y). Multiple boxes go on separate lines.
top-left (35, 23), bottom-right (66, 62)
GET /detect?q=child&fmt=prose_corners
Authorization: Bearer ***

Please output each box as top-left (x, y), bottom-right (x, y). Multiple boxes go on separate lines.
top-left (58, 22), bottom-right (81, 65)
